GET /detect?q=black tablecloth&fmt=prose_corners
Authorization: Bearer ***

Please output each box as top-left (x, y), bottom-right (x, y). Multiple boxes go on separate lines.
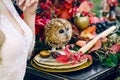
top-left (25, 60), bottom-right (117, 80)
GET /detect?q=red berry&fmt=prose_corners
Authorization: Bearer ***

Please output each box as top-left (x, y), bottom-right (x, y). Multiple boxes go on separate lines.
top-left (39, 3), bottom-right (45, 9)
top-left (43, 5), bottom-right (50, 10)
top-left (45, 12), bottom-right (51, 19)
top-left (46, 1), bottom-right (52, 6)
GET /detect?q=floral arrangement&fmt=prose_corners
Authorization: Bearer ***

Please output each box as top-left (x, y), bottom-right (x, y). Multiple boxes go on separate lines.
top-left (34, 0), bottom-right (97, 52)
top-left (26, 0), bottom-right (120, 67)
top-left (33, 0), bottom-right (97, 64)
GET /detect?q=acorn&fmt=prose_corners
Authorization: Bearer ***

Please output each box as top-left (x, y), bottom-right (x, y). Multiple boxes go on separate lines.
top-left (39, 50), bottom-right (51, 58)
top-left (74, 16), bottom-right (89, 30)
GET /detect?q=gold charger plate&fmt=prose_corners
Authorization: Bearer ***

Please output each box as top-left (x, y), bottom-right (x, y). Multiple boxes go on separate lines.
top-left (33, 54), bottom-right (77, 67)
top-left (33, 58), bottom-right (88, 69)
top-left (31, 54), bottom-right (92, 73)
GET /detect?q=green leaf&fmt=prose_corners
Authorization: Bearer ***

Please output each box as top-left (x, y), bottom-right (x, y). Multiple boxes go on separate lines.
top-left (102, 58), bottom-right (116, 67)
top-left (116, 53), bottom-right (120, 60)
top-left (102, 54), bottom-right (118, 67)
top-left (85, 51), bottom-right (89, 54)
top-left (69, 45), bottom-right (80, 51)
top-left (99, 54), bottom-right (106, 62)
top-left (109, 54), bottom-right (118, 65)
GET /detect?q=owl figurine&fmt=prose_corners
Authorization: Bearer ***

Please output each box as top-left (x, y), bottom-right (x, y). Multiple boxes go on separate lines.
top-left (44, 18), bottom-right (73, 51)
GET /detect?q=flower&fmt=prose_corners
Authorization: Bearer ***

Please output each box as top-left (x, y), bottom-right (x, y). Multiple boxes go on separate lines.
top-left (110, 43), bottom-right (120, 54)
top-left (107, 0), bottom-right (118, 6)
top-left (56, 44), bottom-right (92, 64)
top-left (35, 16), bottom-right (50, 35)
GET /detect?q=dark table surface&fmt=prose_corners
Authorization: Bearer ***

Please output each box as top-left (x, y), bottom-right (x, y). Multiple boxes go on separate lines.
top-left (26, 60), bottom-right (117, 80)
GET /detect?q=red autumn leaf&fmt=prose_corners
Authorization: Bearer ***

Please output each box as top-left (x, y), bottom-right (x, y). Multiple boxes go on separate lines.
top-left (64, 2), bottom-right (72, 9)
top-left (89, 39), bottom-right (102, 53)
top-left (60, 9), bottom-right (71, 19)
top-left (56, 55), bottom-right (69, 63)
top-left (80, 25), bottom-right (96, 39)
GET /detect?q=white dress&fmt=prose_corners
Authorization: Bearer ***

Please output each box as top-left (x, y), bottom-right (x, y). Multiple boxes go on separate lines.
top-left (0, 0), bottom-right (35, 80)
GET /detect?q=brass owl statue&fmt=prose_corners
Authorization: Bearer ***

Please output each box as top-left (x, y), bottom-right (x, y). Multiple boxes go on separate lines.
top-left (44, 18), bottom-right (73, 51)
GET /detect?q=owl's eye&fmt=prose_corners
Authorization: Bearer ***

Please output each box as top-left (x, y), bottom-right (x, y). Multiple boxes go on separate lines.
top-left (59, 29), bottom-right (64, 33)
top-left (66, 27), bottom-right (69, 31)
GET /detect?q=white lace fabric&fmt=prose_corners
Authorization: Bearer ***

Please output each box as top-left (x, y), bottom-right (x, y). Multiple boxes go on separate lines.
top-left (0, 0), bottom-right (35, 80)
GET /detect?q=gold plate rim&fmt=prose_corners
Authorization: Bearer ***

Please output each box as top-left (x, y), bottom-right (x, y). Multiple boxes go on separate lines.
top-left (31, 59), bottom-right (92, 73)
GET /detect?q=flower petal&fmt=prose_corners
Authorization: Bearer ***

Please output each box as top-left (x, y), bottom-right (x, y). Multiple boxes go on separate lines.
top-left (56, 55), bottom-right (69, 63)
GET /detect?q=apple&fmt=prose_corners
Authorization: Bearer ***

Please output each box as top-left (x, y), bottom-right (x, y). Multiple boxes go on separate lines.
top-left (74, 16), bottom-right (89, 30)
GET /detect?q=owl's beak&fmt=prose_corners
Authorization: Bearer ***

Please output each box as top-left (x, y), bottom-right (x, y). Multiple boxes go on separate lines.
top-left (65, 34), bottom-right (69, 39)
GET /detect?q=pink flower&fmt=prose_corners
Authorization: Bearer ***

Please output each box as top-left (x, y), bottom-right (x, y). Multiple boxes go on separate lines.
top-left (89, 16), bottom-right (100, 24)
top-left (110, 44), bottom-right (120, 54)
top-left (107, 0), bottom-right (118, 6)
